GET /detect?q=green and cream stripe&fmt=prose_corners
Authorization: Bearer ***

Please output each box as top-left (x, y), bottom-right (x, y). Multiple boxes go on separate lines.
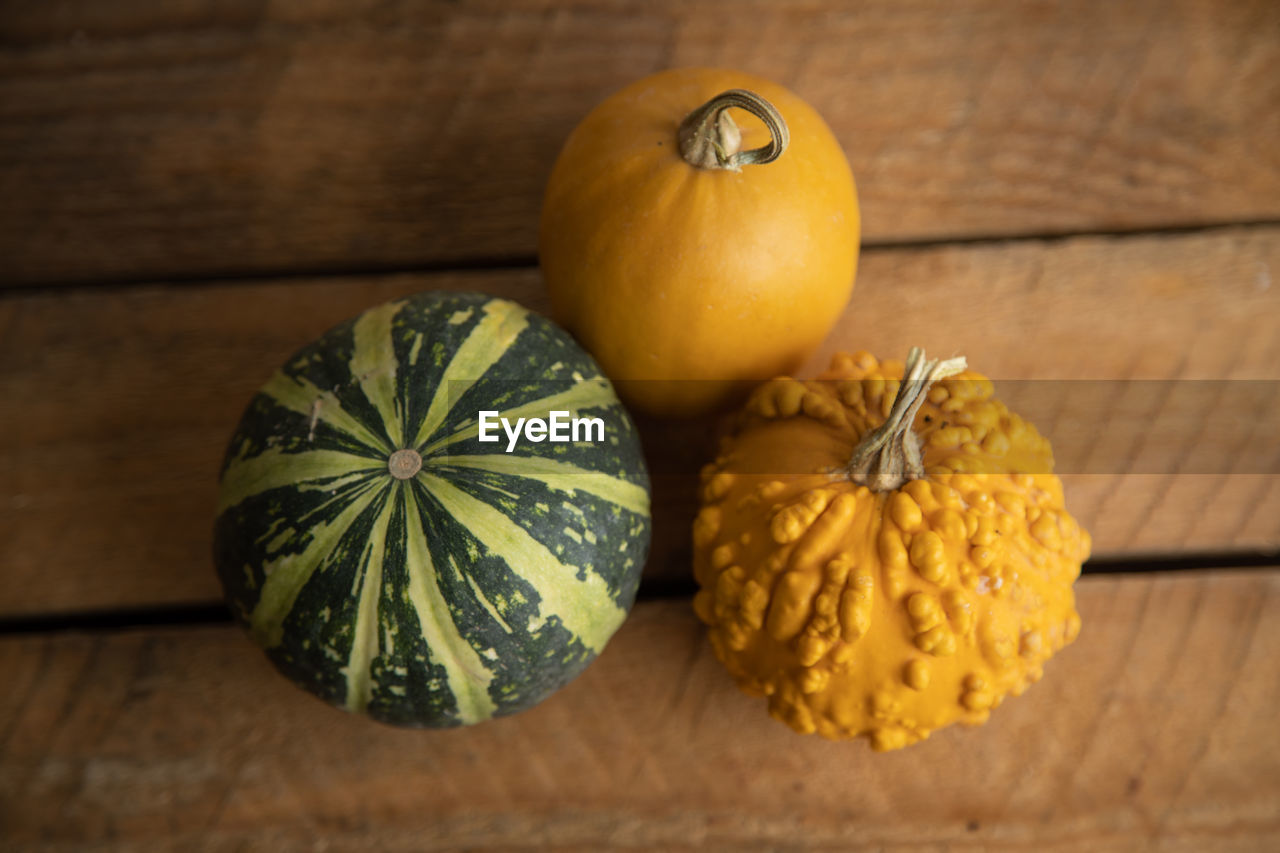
top-left (213, 292), bottom-right (650, 726)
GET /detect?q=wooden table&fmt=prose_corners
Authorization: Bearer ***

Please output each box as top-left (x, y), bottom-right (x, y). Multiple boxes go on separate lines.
top-left (2, 2), bottom-right (1278, 850)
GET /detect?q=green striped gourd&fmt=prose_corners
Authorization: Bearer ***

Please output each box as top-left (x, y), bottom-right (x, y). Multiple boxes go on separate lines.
top-left (213, 292), bottom-right (651, 726)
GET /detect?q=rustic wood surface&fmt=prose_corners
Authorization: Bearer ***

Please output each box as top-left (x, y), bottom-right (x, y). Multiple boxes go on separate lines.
top-left (2, 227), bottom-right (1277, 618)
top-left (3, 2), bottom-right (1278, 850)
top-left (1, 571), bottom-right (1277, 852)
top-left (2, 0), bottom-right (1278, 285)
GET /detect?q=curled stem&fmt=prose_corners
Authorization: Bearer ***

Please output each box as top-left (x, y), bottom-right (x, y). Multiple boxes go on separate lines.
top-left (677, 89), bottom-right (789, 172)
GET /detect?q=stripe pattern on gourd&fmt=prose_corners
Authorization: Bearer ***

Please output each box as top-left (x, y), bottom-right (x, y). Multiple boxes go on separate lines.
top-left (213, 292), bottom-right (651, 726)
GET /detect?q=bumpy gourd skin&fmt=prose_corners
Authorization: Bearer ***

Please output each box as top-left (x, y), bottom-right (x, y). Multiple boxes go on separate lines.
top-left (692, 351), bottom-right (1090, 750)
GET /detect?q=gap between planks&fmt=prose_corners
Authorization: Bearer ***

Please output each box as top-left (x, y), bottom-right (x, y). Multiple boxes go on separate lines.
top-left (1, 556), bottom-right (1278, 638)
top-left (3, 219), bottom-right (1280, 295)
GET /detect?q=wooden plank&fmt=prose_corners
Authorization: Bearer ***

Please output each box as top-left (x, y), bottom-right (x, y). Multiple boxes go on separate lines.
top-left (0, 571), bottom-right (1276, 851)
top-left (2, 0), bottom-right (1278, 285)
top-left (800, 225), bottom-right (1280, 559)
top-left (2, 226), bottom-right (1277, 618)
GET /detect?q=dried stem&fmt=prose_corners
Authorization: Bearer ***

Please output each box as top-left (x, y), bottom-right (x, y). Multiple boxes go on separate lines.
top-left (847, 348), bottom-right (966, 492)
top-left (677, 89), bottom-right (789, 172)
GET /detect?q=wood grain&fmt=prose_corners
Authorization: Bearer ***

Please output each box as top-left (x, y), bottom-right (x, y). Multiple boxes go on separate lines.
top-left (0, 571), bottom-right (1277, 851)
top-left (2, 0), bottom-right (1278, 285)
top-left (800, 225), bottom-right (1280, 560)
top-left (1, 226), bottom-right (1277, 618)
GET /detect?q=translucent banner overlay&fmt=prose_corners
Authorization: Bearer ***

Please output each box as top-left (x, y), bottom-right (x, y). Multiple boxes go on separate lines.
top-left (969, 380), bottom-right (1279, 475)
top-left (437, 379), bottom-right (1280, 476)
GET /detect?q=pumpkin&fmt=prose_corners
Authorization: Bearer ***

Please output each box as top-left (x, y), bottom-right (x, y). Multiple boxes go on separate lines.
top-left (539, 68), bottom-right (860, 418)
top-left (213, 292), bottom-right (651, 726)
top-left (692, 348), bottom-right (1089, 750)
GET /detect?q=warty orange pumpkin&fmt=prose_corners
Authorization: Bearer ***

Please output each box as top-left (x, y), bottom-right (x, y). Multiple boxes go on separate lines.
top-left (539, 68), bottom-right (860, 418)
top-left (692, 348), bottom-right (1090, 750)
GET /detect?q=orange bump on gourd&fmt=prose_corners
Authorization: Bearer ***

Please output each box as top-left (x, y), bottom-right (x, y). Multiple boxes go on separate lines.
top-left (692, 348), bottom-right (1090, 750)
top-left (539, 68), bottom-right (860, 418)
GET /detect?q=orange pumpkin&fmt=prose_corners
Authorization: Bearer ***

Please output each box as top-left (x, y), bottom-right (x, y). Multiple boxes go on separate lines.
top-left (539, 68), bottom-right (860, 418)
top-left (692, 349), bottom-right (1090, 750)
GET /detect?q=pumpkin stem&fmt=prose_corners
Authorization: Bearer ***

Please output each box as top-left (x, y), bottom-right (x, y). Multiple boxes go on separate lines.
top-left (678, 89), bottom-right (789, 172)
top-left (847, 348), bottom-right (967, 492)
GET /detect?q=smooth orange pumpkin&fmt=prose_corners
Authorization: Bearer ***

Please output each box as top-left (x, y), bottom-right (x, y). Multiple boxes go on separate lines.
top-left (539, 68), bottom-right (860, 418)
